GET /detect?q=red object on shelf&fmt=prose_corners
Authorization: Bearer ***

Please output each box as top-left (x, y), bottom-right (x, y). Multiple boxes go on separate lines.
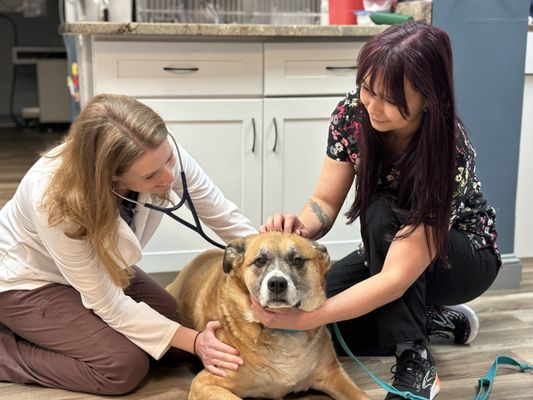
top-left (329, 0), bottom-right (364, 25)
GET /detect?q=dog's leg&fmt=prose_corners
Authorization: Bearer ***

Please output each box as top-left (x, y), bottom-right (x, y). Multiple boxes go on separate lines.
top-left (311, 363), bottom-right (370, 400)
top-left (189, 386), bottom-right (240, 400)
top-left (188, 372), bottom-right (242, 400)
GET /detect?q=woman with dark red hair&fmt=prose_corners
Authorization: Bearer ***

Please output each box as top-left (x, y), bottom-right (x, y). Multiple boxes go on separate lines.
top-left (253, 21), bottom-right (500, 399)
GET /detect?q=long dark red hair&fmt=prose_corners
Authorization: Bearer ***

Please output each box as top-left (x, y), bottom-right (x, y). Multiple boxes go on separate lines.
top-left (347, 21), bottom-right (457, 263)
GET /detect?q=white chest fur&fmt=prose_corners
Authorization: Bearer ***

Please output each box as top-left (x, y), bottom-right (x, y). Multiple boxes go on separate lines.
top-left (237, 328), bottom-right (330, 399)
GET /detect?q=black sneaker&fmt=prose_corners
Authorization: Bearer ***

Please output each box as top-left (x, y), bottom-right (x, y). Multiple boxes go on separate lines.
top-left (426, 304), bottom-right (479, 345)
top-left (385, 348), bottom-right (440, 400)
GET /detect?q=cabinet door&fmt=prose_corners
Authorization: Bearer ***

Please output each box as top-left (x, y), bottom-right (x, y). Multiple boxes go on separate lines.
top-left (263, 97), bottom-right (361, 261)
top-left (138, 99), bottom-right (263, 272)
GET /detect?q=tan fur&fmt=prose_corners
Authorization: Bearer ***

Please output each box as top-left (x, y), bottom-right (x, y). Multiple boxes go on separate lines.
top-left (167, 232), bottom-right (369, 400)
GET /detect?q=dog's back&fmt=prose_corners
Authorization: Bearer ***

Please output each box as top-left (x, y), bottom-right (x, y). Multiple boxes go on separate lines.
top-left (166, 249), bottom-right (225, 329)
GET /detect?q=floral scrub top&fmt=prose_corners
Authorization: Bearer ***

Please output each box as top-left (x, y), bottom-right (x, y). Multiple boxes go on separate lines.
top-left (327, 90), bottom-right (500, 262)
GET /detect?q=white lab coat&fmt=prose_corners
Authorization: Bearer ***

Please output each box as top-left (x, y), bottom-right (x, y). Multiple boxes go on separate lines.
top-left (0, 139), bottom-right (257, 359)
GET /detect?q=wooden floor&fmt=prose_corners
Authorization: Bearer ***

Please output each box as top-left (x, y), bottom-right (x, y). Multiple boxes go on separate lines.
top-left (0, 128), bottom-right (64, 208)
top-left (1, 129), bottom-right (532, 399)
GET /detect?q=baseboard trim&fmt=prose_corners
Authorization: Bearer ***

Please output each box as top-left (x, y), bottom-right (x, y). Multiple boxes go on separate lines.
top-left (139, 239), bottom-right (365, 274)
top-left (140, 249), bottom-right (522, 291)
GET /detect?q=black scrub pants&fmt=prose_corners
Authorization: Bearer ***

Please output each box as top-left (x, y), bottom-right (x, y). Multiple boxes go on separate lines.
top-left (326, 193), bottom-right (501, 356)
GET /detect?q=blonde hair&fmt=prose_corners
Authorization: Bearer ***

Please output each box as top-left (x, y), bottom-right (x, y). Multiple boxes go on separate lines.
top-left (44, 94), bottom-right (168, 288)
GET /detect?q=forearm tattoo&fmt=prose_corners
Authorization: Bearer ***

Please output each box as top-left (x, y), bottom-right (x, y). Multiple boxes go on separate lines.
top-left (308, 199), bottom-right (332, 239)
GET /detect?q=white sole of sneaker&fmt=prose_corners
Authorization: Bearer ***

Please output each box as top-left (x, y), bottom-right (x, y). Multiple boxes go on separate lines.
top-left (430, 374), bottom-right (441, 399)
top-left (447, 304), bottom-right (479, 344)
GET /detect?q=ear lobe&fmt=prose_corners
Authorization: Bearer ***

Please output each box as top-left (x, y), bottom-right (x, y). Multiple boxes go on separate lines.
top-left (222, 237), bottom-right (247, 273)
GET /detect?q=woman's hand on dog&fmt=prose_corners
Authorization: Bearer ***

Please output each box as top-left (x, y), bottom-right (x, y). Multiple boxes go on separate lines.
top-left (250, 296), bottom-right (316, 331)
top-left (195, 321), bottom-right (244, 377)
top-left (260, 213), bottom-right (308, 237)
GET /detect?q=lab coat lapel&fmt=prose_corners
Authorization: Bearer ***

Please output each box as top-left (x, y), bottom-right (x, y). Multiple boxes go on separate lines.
top-left (135, 192), bottom-right (164, 247)
top-left (116, 218), bottom-right (143, 267)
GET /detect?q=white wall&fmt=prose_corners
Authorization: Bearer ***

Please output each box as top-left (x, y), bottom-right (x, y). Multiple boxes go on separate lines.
top-left (515, 31), bottom-right (533, 258)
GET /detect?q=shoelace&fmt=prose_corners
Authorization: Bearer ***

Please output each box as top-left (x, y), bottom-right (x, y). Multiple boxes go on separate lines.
top-left (390, 353), bottom-right (425, 390)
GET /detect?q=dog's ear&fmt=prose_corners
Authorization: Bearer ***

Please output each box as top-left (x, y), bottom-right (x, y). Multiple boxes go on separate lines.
top-left (310, 240), bottom-right (330, 266)
top-left (223, 237), bottom-right (247, 273)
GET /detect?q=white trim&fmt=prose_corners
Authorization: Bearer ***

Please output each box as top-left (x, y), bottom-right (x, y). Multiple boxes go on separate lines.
top-left (138, 239), bottom-right (363, 273)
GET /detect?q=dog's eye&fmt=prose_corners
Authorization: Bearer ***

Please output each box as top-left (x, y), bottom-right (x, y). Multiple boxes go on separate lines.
top-left (290, 257), bottom-right (305, 268)
top-left (254, 257), bottom-right (267, 268)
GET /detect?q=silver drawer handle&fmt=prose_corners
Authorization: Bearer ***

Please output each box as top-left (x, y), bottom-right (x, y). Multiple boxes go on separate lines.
top-left (251, 118), bottom-right (256, 153)
top-left (163, 67), bottom-right (200, 72)
top-left (272, 118), bottom-right (278, 152)
top-left (325, 66), bottom-right (357, 71)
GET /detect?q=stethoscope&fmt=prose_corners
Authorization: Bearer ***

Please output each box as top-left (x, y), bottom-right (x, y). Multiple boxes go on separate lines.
top-left (112, 132), bottom-right (226, 250)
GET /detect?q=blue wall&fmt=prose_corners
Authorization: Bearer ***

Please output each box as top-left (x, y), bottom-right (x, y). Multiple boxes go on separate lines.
top-left (433, 0), bottom-right (530, 254)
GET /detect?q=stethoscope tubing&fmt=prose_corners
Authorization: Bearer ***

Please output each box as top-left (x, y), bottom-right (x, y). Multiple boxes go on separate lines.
top-left (112, 132), bottom-right (226, 250)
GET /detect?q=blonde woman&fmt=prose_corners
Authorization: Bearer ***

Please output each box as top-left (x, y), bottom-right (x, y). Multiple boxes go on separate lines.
top-left (0, 94), bottom-right (255, 394)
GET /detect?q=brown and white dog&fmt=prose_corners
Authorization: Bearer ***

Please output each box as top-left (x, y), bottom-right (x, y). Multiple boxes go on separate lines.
top-left (166, 232), bottom-right (368, 400)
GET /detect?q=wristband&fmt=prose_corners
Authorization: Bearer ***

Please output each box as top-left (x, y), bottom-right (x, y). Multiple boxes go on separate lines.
top-left (193, 331), bottom-right (201, 355)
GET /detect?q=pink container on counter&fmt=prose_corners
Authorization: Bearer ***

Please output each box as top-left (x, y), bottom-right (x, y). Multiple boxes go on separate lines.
top-left (329, 0), bottom-right (364, 25)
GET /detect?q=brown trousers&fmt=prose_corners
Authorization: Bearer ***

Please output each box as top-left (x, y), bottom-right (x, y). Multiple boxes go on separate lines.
top-left (0, 266), bottom-right (189, 395)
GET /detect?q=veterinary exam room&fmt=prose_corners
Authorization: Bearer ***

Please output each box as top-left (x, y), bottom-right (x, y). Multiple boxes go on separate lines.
top-left (0, 0), bottom-right (532, 399)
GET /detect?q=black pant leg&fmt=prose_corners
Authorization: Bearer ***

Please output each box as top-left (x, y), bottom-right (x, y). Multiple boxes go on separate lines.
top-left (326, 193), bottom-right (501, 355)
top-left (426, 229), bottom-right (500, 305)
top-left (361, 193), bottom-right (428, 348)
top-left (326, 247), bottom-right (368, 298)
top-left (326, 248), bottom-right (392, 355)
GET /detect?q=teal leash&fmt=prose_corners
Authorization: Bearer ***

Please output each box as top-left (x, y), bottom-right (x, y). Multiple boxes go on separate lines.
top-left (333, 323), bottom-right (533, 400)
top-left (473, 355), bottom-right (533, 400)
top-left (273, 328), bottom-right (301, 333)
top-left (332, 323), bottom-right (429, 400)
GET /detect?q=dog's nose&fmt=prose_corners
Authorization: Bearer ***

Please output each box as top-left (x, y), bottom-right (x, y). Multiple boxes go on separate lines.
top-left (267, 276), bottom-right (288, 294)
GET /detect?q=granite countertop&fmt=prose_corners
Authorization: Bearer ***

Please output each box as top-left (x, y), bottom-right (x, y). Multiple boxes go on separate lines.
top-left (60, 0), bottom-right (431, 38)
top-left (60, 22), bottom-right (391, 38)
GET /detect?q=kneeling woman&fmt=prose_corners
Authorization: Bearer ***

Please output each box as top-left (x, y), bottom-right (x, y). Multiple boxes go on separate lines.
top-left (254, 22), bottom-right (500, 400)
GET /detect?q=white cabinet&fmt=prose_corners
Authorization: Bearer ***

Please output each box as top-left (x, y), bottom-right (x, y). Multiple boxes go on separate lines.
top-left (263, 97), bottom-right (359, 260)
top-left (88, 38), bottom-right (364, 271)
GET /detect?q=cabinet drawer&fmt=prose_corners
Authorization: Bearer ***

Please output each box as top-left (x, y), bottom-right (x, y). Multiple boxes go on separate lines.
top-left (264, 42), bottom-right (363, 96)
top-left (93, 41), bottom-right (263, 97)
